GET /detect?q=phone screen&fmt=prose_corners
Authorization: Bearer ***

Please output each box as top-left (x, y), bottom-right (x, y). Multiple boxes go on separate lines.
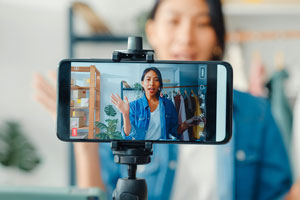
top-left (57, 60), bottom-right (232, 144)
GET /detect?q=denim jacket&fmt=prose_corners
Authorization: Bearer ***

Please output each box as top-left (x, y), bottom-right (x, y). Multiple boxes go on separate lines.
top-left (100, 90), bottom-right (292, 200)
top-left (121, 94), bottom-right (179, 140)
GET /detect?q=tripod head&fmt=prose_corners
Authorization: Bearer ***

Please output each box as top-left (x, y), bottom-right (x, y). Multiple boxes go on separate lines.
top-left (112, 36), bottom-right (154, 62)
top-left (111, 141), bottom-right (153, 200)
top-left (111, 36), bottom-right (154, 200)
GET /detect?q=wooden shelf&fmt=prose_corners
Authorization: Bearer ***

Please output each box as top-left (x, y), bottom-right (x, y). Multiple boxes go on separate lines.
top-left (71, 86), bottom-right (99, 91)
top-left (76, 126), bottom-right (97, 130)
top-left (70, 132), bottom-right (88, 139)
top-left (71, 106), bottom-right (100, 109)
top-left (71, 65), bottom-right (101, 139)
top-left (77, 126), bottom-right (89, 130)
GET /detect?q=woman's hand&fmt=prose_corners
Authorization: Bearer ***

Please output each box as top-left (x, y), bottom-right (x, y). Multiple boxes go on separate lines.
top-left (33, 71), bottom-right (104, 190)
top-left (110, 94), bottom-right (132, 135)
top-left (110, 94), bottom-right (130, 116)
top-left (185, 116), bottom-right (199, 126)
top-left (33, 71), bottom-right (57, 118)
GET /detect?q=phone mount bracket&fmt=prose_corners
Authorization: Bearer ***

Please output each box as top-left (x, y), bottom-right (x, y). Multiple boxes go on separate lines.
top-left (111, 36), bottom-right (154, 200)
top-left (112, 36), bottom-right (154, 62)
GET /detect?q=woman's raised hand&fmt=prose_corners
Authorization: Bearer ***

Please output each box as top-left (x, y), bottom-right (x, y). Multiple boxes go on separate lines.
top-left (110, 94), bottom-right (130, 116)
top-left (33, 71), bottom-right (57, 119)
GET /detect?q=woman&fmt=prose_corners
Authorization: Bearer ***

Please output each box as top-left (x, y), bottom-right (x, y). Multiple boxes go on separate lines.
top-left (100, 0), bottom-right (293, 199)
top-left (110, 67), bottom-right (180, 140)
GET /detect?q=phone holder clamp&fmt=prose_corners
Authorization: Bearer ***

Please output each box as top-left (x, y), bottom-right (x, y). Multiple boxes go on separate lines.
top-left (112, 36), bottom-right (154, 62)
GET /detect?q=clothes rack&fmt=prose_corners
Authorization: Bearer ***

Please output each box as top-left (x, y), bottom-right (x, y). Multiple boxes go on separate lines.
top-left (227, 30), bottom-right (300, 43)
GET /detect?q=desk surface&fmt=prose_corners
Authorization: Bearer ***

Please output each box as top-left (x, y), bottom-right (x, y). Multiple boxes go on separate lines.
top-left (0, 186), bottom-right (106, 200)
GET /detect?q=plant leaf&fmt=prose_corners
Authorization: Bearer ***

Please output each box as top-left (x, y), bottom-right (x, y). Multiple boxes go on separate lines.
top-left (104, 105), bottom-right (117, 117)
top-left (110, 131), bottom-right (122, 140)
top-left (95, 121), bottom-right (108, 130)
top-left (95, 132), bottom-right (110, 140)
top-left (133, 83), bottom-right (142, 90)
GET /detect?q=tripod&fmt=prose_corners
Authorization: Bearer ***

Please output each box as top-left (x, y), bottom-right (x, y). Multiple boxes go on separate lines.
top-left (111, 36), bottom-right (155, 200)
top-left (111, 141), bottom-right (153, 200)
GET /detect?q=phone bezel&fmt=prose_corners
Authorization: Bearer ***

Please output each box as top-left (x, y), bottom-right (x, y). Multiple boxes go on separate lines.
top-left (57, 59), bottom-right (233, 144)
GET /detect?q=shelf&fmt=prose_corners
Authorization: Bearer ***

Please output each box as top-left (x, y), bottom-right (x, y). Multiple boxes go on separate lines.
top-left (77, 126), bottom-right (88, 130)
top-left (122, 88), bottom-right (141, 91)
top-left (71, 34), bottom-right (128, 43)
top-left (71, 86), bottom-right (99, 91)
top-left (70, 132), bottom-right (88, 139)
top-left (71, 106), bottom-right (88, 109)
top-left (75, 126), bottom-right (97, 130)
top-left (223, 3), bottom-right (300, 16)
top-left (68, 7), bottom-right (129, 57)
top-left (71, 106), bottom-right (100, 109)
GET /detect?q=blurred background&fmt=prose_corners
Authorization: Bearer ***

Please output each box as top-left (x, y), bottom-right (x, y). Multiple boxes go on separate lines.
top-left (0, 0), bottom-right (300, 192)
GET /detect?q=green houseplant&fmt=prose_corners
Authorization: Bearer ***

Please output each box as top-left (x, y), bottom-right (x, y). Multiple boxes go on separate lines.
top-left (0, 121), bottom-right (41, 172)
top-left (95, 105), bottom-right (122, 140)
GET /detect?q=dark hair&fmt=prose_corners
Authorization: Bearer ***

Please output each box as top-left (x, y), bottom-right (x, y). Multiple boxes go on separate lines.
top-left (148, 0), bottom-right (226, 60)
top-left (141, 67), bottom-right (163, 98)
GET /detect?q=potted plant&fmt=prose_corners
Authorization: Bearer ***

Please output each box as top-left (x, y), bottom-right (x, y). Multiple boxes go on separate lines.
top-left (95, 105), bottom-right (122, 140)
top-left (0, 121), bottom-right (41, 184)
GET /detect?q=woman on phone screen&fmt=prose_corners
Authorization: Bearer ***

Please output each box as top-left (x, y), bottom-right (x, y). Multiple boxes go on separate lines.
top-left (111, 67), bottom-right (188, 140)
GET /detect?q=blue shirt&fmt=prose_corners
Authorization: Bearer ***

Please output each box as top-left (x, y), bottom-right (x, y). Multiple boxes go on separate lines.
top-left (100, 90), bottom-right (293, 200)
top-left (121, 94), bottom-right (178, 140)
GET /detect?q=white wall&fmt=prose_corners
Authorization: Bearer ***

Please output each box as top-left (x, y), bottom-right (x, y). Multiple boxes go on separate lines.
top-left (0, 0), bottom-right (69, 187)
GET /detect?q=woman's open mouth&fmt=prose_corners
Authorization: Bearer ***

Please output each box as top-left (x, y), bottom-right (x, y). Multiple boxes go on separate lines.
top-left (148, 88), bottom-right (156, 93)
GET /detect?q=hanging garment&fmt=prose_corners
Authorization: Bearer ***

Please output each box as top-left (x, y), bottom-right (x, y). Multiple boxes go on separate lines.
top-left (292, 90), bottom-right (300, 180)
top-left (198, 94), bottom-right (207, 139)
top-left (224, 43), bottom-right (248, 91)
top-left (266, 69), bottom-right (293, 153)
top-left (185, 94), bottom-right (195, 140)
top-left (249, 55), bottom-right (266, 96)
top-left (192, 94), bottom-right (204, 139)
top-left (179, 95), bottom-right (189, 141)
top-left (173, 95), bottom-right (181, 114)
top-left (173, 94), bottom-right (189, 141)
top-left (171, 92), bottom-right (175, 105)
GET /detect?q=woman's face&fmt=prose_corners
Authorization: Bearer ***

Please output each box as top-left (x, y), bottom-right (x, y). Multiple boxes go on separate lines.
top-left (146, 0), bottom-right (217, 61)
top-left (142, 70), bottom-right (161, 98)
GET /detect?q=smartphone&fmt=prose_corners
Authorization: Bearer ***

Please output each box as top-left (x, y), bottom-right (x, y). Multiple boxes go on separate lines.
top-left (57, 59), bottom-right (233, 144)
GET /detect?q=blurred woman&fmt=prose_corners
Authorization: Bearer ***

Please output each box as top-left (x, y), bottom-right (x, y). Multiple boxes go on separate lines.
top-left (100, 0), bottom-right (293, 199)
top-left (35, 0), bottom-right (295, 199)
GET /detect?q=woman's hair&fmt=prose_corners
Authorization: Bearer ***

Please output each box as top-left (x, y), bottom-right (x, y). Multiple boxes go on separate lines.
top-left (148, 0), bottom-right (226, 60)
top-left (141, 67), bottom-right (163, 98)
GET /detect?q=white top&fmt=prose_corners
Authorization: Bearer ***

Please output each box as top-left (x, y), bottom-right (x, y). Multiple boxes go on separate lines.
top-left (178, 95), bottom-right (189, 141)
top-left (145, 105), bottom-right (161, 140)
top-left (171, 145), bottom-right (217, 200)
